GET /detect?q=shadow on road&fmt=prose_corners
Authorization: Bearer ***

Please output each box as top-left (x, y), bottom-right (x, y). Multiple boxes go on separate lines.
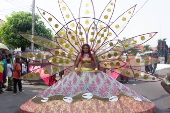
top-left (151, 94), bottom-right (170, 101)
top-left (156, 107), bottom-right (170, 113)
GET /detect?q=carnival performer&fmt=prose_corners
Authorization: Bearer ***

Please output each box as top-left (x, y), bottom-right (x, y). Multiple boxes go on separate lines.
top-left (74, 44), bottom-right (98, 75)
top-left (18, 0), bottom-right (161, 111)
top-left (20, 44), bottom-right (156, 113)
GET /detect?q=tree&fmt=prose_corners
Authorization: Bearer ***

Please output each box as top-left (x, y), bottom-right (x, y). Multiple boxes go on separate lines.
top-left (143, 44), bottom-right (151, 52)
top-left (158, 38), bottom-right (167, 42)
top-left (122, 37), bottom-right (141, 55)
top-left (0, 11), bottom-right (52, 51)
top-left (127, 47), bottom-right (141, 55)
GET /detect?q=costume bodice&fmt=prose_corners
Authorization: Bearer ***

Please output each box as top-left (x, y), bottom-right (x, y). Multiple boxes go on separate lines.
top-left (81, 54), bottom-right (92, 64)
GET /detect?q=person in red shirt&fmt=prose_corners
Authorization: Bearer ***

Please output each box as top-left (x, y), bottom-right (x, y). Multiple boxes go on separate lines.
top-left (13, 57), bottom-right (22, 95)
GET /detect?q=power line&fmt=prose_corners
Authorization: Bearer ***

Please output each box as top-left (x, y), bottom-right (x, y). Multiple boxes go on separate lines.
top-left (0, 9), bottom-right (31, 15)
top-left (0, 9), bottom-right (31, 14)
top-left (0, 12), bottom-right (13, 15)
top-left (0, 8), bottom-right (31, 15)
top-left (5, 0), bottom-right (23, 7)
top-left (6, 0), bottom-right (30, 6)
top-left (5, 0), bottom-right (31, 9)
top-left (13, 0), bottom-right (31, 5)
top-left (12, 0), bottom-right (31, 8)
top-left (0, 6), bottom-right (31, 11)
top-left (0, 0), bottom-right (32, 13)
top-left (0, 7), bottom-right (31, 12)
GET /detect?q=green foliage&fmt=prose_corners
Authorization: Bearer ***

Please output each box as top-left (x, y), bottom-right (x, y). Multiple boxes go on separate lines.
top-left (122, 37), bottom-right (141, 55)
top-left (163, 38), bottom-right (167, 41)
top-left (127, 47), bottom-right (141, 55)
top-left (143, 44), bottom-right (151, 52)
top-left (0, 11), bottom-right (52, 51)
top-left (158, 38), bottom-right (167, 42)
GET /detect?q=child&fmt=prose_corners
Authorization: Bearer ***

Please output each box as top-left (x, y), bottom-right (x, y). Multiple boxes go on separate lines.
top-left (6, 59), bottom-right (13, 91)
top-left (13, 57), bottom-right (22, 95)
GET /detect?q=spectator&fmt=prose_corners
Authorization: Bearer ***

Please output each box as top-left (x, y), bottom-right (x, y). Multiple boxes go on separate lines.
top-left (59, 70), bottom-right (64, 79)
top-left (167, 53), bottom-right (170, 64)
top-left (2, 50), bottom-right (7, 60)
top-left (6, 59), bottom-right (13, 91)
top-left (8, 53), bottom-right (14, 65)
top-left (152, 52), bottom-right (158, 75)
top-left (148, 53), bottom-right (153, 73)
top-left (0, 55), bottom-right (4, 94)
top-left (13, 57), bottom-right (23, 95)
top-left (144, 54), bottom-right (150, 73)
top-left (165, 45), bottom-right (168, 64)
top-left (0, 54), bottom-right (7, 88)
top-left (20, 57), bottom-right (28, 76)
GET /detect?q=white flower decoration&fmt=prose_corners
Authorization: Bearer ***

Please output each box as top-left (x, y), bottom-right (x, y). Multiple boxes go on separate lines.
top-left (82, 93), bottom-right (93, 99)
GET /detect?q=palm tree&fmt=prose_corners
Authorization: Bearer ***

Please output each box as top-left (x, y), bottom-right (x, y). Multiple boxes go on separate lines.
top-left (158, 38), bottom-right (167, 42)
top-left (163, 38), bottom-right (167, 41)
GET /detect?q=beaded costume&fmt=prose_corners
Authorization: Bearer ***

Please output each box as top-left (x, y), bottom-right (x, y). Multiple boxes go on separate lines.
top-left (17, 0), bottom-right (161, 112)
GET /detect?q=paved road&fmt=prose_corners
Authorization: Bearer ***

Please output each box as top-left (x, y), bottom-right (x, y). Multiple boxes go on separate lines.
top-left (0, 80), bottom-right (169, 113)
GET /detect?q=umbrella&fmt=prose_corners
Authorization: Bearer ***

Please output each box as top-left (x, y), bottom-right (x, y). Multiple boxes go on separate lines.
top-left (144, 51), bottom-right (153, 54)
top-left (0, 43), bottom-right (9, 50)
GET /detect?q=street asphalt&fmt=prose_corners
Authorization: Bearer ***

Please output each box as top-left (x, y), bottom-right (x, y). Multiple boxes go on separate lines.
top-left (0, 79), bottom-right (170, 113)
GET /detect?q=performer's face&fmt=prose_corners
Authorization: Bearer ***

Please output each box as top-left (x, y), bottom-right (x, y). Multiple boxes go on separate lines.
top-left (16, 58), bottom-right (20, 63)
top-left (83, 46), bottom-right (89, 53)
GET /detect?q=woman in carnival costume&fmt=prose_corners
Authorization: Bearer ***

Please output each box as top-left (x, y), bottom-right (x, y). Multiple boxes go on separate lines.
top-left (20, 43), bottom-right (157, 113)
top-left (18, 0), bottom-right (162, 112)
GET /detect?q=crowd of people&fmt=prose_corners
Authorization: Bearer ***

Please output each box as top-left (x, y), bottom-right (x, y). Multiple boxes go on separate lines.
top-left (0, 50), bottom-right (28, 95)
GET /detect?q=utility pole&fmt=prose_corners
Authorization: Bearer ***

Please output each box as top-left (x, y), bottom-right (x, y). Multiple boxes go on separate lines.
top-left (31, 0), bottom-right (35, 51)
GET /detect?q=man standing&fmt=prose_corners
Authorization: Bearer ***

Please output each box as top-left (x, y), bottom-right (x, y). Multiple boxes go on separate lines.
top-left (165, 45), bottom-right (168, 64)
top-left (152, 52), bottom-right (158, 75)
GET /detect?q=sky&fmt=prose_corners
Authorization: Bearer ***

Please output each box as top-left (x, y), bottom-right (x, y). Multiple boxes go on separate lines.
top-left (0, 0), bottom-right (170, 47)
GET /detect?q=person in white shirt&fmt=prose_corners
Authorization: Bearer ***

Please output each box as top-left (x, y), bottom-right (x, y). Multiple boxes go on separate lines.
top-left (22, 63), bottom-right (27, 74)
top-left (6, 59), bottom-right (13, 91)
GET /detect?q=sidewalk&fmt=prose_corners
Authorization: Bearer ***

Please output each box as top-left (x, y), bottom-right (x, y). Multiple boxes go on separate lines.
top-left (0, 82), bottom-right (48, 113)
top-left (155, 64), bottom-right (170, 77)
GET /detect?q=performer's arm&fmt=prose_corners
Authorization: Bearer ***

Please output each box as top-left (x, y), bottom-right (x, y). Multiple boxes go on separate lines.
top-left (74, 54), bottom-right (81, 70)
top-left (92, 54), bottom-right (98, 70)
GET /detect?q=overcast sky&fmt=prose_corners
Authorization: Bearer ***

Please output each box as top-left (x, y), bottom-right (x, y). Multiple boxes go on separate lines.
top-left (0, 0), bottom-right (170, 47)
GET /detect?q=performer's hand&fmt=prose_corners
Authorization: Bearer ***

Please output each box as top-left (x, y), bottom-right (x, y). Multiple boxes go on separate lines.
top-left (75, 70), bottom-right (81, 76)
top-left (94, 70), bottom-right (98, 75)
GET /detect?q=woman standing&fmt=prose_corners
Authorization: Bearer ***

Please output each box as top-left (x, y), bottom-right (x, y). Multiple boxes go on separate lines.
top-left (13, 57), bottom-right (22, 95)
